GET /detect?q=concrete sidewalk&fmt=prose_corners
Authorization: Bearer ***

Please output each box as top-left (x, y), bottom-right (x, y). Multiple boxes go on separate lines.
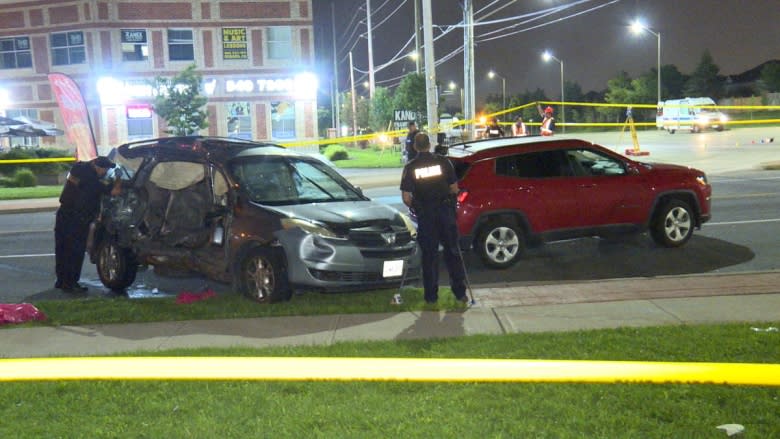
top-left (3, 271), bottom-right (779, 358)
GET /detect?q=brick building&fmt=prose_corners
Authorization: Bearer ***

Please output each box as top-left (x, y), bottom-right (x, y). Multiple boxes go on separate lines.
top-left (0, 0), bottom-right (317, 153)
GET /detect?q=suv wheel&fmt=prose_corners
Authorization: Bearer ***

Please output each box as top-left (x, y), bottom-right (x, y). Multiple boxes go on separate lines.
top-left (476, 220), bottom-right (524, 269)
top-left (650, 199), bottom-right (694, 247)
top-left (96, 241), bottom-right (138, 290)
top-left (238, 247), bottom-right (289, 303)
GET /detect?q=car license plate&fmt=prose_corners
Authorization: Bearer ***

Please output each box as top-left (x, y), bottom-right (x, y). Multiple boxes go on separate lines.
top-left (382, 260), bottom-right (404, 278)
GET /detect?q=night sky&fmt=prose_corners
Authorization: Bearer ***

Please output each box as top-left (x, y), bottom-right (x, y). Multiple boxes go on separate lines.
top-left (313, 0), bottom-right (779, 104)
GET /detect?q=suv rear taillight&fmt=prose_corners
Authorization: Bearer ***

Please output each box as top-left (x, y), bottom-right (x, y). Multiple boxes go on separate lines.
top-left (457, 190), bottom-right (469, 204)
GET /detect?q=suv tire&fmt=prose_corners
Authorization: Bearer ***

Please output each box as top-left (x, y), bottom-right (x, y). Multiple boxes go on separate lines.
top-left (96, 240), bottom-right (138, 291)
top-left (476, 220), bottom-right (525, 269)
top-left (650, 199), bottom-right (694, 247)
top-left (237, 247), bottom-right (290, 303)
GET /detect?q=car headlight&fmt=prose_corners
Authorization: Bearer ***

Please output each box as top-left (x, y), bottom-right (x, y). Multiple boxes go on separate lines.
top-left (398, 212), bottom-right (417, 238)
top-left (696, 174), bottom-right (708, 186)
top-left (719, 114), bottom-right (728, 122)
top-left (281, 218), bottom-right (343, 239)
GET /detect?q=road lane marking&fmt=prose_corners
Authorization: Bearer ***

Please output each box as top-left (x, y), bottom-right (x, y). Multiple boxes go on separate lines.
top-left (0, 253), bottom-right (54, 259)
top-left (707, 218), bottom-right (780, 226)
top-left (712, 192), bottom-right (779, 200)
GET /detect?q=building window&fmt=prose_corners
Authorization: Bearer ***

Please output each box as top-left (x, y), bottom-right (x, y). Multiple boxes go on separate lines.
top-left (126, 105), bottom-right (154, 140)
top-left (51, 31), bottom-right (86, 66)
top-left (121, 29), bottom-right (148, 62)
top-left (4, 108), bottom-right (39, 147)
top-left (0, 37), bottom-right (32, 69)
top-left (267, 27), bottom-right (292, 60)
top-left (271, 101), bottom-right (295, 140)
top-left (168, 29), bottom-right (194, 61)
top-left (227, 102), bottom-right (251, 140)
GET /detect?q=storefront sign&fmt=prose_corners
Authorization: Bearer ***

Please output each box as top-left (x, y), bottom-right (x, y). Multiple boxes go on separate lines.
top-left (121, 29), bottom-right (146, 43)
top-left (222, 28), bottom-right (247, 60)
top-left (225, 78), bottom-right (295, 94)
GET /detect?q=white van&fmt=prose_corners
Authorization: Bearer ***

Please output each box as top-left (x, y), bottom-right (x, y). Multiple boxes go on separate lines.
top-left (656, 97), bottom-right (728, 133)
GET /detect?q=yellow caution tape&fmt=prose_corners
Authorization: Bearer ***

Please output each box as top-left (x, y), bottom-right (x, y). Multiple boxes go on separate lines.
top-left (1, 357), bottom-right (779, 386)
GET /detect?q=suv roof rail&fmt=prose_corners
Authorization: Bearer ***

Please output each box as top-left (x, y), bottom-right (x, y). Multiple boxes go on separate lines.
top-left (119, 136), bottom-right (285, 151)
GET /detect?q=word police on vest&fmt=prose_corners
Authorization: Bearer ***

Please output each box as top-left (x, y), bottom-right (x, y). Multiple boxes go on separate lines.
top-left (415, 164), bottom-right (443, 179)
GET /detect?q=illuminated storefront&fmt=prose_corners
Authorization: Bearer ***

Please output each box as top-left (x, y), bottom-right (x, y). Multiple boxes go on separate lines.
top-left (0, 1), bottom-right (317, 152)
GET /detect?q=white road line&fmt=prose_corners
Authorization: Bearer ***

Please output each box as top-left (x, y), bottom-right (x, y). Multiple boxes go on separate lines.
top-left (0, 253), bottom-right (54, 259)
top-left (708, 218), bottom-right (780, 226)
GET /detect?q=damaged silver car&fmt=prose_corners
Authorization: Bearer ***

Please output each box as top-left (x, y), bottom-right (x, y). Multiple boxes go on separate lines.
top-left (87, 136), bottom-right (420, 303)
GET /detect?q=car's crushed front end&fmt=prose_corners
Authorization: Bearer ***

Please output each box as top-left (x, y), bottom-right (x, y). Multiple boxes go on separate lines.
top-left (269, 202), bottom-right (421, 292)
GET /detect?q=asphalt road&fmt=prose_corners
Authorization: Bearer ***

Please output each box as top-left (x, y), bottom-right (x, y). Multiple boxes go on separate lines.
top-left (1, 127), bottom-right (778, 303)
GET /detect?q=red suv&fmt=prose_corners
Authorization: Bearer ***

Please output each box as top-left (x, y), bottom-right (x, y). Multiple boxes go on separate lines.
top-left (447, 136), bottom-right (712, 268)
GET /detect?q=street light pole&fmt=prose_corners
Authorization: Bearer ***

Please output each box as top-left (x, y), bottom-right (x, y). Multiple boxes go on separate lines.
top-left (631, 20), bottom-right (662, 104)
top-left (542, 51), bottom-right (565, 133)
top-left (488, 70), bottom-right (506, 111)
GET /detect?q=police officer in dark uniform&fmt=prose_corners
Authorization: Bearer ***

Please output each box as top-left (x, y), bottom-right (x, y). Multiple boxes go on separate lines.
top-left (403, 121), bottom-right (419, 162)
top-left (400, 132), bottom-right (468, 304)
top-left (55, 156), bottom-right (121, 292)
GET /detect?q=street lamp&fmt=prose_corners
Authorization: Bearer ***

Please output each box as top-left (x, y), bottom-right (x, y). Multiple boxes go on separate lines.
top-left (487, 70), bottom-right (506, 111)
top-left (448, 81), bottom-right (464, 113)
top-left (631, 19), bottom-right (661, 104)
top-left (542, 50), bottom-right (565, 133)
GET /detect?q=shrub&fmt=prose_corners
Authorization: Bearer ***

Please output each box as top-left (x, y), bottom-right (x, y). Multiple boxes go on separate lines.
top-left (323, 144), bottom-right (349, 161)
top-left (10, 168), bottom-right (37, 187)
top-left (0, 147), bottom-right (72, 176)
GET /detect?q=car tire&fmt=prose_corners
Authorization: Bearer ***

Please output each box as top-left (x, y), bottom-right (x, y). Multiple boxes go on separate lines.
top-left (96, 240), bottom-right (138, 291)
top-left (237, 247), bottom-right (290, 303)
top-left (668, 129), bottom-right (675, 134)
top-left (476, 220), bottom-right (525, 269)
top-left (650, 199), bottom-right (694, 247)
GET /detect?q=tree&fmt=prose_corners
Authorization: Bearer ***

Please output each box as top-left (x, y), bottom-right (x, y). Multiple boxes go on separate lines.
top-left (760, 61), bottom-right (780, 93)
top-left (684, 50), bottom-right (724, 98)
top-left (151, 64), bottom-right (208, 136)
top-left (601, 71), bottom-right (634, 122)
top-left (369, 86), bottom-right (394, 132)
top-left (391, 73), bottom-right (427, 125)
top-left (660, 64), bottom-right (688, 99)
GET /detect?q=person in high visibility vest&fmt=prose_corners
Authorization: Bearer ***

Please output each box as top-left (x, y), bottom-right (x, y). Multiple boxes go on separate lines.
top-left (512, 116), bottom-right (528, 136)
top-left (538, 105), bottom-right (556, 136)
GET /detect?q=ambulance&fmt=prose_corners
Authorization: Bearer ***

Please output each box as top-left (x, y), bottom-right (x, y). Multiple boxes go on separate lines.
top-left (656, 97), bottom-right (728, 133)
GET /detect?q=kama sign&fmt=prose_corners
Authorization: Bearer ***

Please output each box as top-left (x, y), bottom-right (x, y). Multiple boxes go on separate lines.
top-left (393, 109), bottom-right (420, 131)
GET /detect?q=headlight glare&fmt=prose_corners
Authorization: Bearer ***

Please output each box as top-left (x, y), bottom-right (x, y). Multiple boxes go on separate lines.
top-left (281, 218), bottom-right (341, 239)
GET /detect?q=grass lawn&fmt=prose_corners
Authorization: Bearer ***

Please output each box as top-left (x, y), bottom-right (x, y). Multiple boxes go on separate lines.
top-left (2, 323), bottom-right (779, 437)
top-left (13, 287), bottom-right (462, 327)
top-left (330, 144), bottom-right (405, 168)
top-left (0, 185), bottom-right (60, 200)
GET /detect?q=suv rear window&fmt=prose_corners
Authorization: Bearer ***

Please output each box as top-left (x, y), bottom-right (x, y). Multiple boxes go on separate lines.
top-left (495, 151), bottom-right (568, 178)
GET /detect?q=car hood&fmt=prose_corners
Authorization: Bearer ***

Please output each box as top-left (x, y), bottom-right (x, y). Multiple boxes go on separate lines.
top-left (641, 162), bottom-right (703, 175)
top-left (264, 201), bottom-right (401, 226)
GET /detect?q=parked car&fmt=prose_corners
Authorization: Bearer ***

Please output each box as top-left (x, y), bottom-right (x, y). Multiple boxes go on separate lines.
top-left (88, 136), bottom-right (420, 303)
top-left (446, 136), bottom-right (712, 268)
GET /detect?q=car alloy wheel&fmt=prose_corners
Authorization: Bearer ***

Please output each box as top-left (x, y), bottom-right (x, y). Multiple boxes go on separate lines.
top-left (239, 247), bottom-right (289, 303)
top-left (651, 199), bottom-right (694, 247)
top-left (476, 221), bottom-right (524, 269)
top-left (96, 240), bottom-right (137, 290)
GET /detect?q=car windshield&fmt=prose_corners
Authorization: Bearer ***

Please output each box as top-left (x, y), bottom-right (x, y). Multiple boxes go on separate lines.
top-left (230, 156), bottom-right (364, 205)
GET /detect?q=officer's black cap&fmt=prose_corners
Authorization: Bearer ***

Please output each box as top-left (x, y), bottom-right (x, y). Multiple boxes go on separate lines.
top-left (93, 156), bottom-right (116, 169)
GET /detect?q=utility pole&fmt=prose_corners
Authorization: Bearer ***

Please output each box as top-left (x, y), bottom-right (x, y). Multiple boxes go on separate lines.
top-left (463, 0), bottom-right (474, 135)
top-left (413, 0), bottom-right (421, 74)
top-left (331, 3), bottom-right (340, 132)
top-left (366, 0), bottom-right (375, 98)
top-left (421, 0), bottom-right (438, 131)
top-left (349, 51), bottom-right (358, 138)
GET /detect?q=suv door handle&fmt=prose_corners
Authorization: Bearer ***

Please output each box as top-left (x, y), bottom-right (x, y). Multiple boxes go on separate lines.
top-left (578, 183), bottom-right (596, 188)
